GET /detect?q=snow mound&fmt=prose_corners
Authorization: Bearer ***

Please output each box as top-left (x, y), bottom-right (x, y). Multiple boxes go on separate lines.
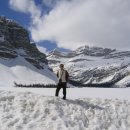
top-left (0, 91), bottom-right (130, 130)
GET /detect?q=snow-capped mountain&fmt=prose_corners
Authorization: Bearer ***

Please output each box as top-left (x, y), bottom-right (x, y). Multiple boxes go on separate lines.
top-left (0, 16), bottom-right (57, 86)
top-left (47, 45), bottom-right (130, 87)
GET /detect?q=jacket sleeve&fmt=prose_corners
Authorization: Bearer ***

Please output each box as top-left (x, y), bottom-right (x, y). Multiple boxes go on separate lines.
top-left (57, 71), bottom-right (59, 78)
top-left (65, 70), bottom-right (69, 81)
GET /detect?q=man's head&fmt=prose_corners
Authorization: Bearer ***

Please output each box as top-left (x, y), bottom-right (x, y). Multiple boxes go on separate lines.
top-left (59, 64), bottom-right (64, 70)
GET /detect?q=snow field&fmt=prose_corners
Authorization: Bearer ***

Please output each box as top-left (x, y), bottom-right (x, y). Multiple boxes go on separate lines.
top-left (1, 87), bottom-right (130, 101)
top-left (0, 56), bottom-right (57, 86)
top-left (0, 91), bottom-right (130, 130)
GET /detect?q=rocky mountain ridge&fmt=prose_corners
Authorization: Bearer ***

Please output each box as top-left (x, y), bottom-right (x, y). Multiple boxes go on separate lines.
top-left (47, 45), bottom-right (130, 87)
top-left (48, 45), bottom-right (116, 58)
top-left (0, 16), bottom-right (47, 69)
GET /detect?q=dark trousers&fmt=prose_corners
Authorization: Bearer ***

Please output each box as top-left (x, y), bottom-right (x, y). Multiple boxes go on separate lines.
top-left (55, 82), bottom-right (67, 99)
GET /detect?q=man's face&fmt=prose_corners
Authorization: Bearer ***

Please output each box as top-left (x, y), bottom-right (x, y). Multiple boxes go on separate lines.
top-left (60, 65), bottom-right (64, 69)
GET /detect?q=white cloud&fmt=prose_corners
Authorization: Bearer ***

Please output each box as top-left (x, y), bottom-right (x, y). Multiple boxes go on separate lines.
top-left (9, 0), bottom-right (41, 25)
top-left (10, 0), bottom-right (130, 50)
top-left (9, 0), bottom-right (30, 13)
top-left (42, 0), bottom-right (71, 8)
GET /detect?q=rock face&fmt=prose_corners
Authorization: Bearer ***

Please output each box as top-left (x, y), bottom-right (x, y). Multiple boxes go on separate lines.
top-left (47, 46), bottom-right (130, 87)
top-left (0, 16), bottom-right (47, 69)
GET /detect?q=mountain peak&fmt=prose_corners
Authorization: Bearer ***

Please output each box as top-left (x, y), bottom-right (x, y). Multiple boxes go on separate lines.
top-left (49, 48), bottom-right (61, 54)
top-left (0, 16), bottom-right (22, 28)
top-left (0, 16), bottom-right (48, 69)
top-left (75, 45), bottom-right (89, 54)
top-left (76, 45), bottom-right (89, 50)
top-left (73, 45), bottom-right (116, 57)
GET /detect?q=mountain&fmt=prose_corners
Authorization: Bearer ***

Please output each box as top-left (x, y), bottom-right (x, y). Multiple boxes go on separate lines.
top-left (0, 16), bottom-right (57, 86)
top-left (47, 45), bottom-right (130, 87)
top-left (1, 16), bottom-right (130, 87)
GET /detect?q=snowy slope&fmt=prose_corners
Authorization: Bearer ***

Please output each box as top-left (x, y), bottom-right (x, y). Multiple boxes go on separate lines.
top-left (0, 56), bottom-right (57, 87)
top-left (0, 90), bottom-right (130, 130)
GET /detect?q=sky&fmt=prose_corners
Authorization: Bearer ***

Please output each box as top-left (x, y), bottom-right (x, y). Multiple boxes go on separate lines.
top-left (0, 0), bottom-right (130, 53)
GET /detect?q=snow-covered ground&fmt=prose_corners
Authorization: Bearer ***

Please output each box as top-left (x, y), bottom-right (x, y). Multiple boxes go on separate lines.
top-left (0, 54), bottom-right (130, 129)
top-left (0, 90), bottom-right (130, 130)
top-left (0, 87), bottom-right (130, 101)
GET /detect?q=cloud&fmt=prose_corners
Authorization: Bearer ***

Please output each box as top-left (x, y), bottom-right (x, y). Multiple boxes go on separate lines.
top-left (42, 0), bottom-right (61, 8)
top-left (42, 0), bottom-right (71, 8)
top-left (9, 0), bottom-right (41, 25)
top-left (9, 0), bottom-right (30, 13)
top-left (9, 0), bottom-right (130, 50)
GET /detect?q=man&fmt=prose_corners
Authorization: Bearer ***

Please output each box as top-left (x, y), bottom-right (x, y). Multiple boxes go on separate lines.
top-left (55, 64), bottom-right (69, 100)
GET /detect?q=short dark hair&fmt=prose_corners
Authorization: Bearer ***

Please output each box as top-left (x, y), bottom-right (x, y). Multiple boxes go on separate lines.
top-left (60, 64), bottom-right (64, 67)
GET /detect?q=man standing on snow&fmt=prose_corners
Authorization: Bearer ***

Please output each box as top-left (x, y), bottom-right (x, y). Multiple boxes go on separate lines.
top-left (55, 64), bottom-right (69, 100)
